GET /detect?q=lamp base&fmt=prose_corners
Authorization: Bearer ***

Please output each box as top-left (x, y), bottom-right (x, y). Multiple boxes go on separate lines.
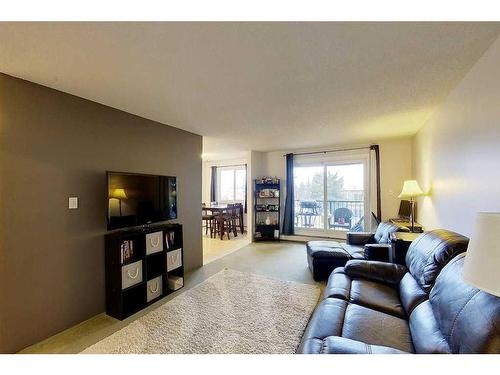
top-left (410, 198), bottom-right (415, 232)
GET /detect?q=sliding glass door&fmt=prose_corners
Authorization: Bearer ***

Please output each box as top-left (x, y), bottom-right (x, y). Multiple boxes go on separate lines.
top-left (294, 155), bottom-right (370, 239)
top-left (294, 165), bottom-right (325, 230)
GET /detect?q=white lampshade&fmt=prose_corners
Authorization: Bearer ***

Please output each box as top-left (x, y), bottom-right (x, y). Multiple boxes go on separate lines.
top-left (462, 212), bottom-right (500, 297)
top-left (398, 180), bottom-right (424, 199)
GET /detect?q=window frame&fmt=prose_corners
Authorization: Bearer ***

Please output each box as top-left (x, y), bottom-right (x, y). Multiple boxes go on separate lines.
top-left (216, 165), bottom-right (247, 204)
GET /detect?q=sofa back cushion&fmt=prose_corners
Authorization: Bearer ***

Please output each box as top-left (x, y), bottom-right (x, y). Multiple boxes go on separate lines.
top-left (429, 253), bottom-right (500, 353)
top-left (405, 229), bottom-right (469, 292)
top-left (373, 221), bottom-right (408, 244)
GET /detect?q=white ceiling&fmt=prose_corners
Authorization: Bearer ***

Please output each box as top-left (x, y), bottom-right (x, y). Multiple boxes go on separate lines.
top-left (1, 22), bottom-right (499, 158)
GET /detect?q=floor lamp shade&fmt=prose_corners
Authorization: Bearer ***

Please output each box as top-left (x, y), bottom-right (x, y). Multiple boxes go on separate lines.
top-left (462, 212), bottom-right (500, 297)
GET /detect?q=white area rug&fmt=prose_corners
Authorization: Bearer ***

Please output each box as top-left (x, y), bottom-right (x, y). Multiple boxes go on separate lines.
top-left (82, 269), bottom-right (320, 354)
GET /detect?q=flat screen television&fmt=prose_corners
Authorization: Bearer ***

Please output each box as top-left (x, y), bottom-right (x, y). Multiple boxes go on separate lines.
top-left (107, 171), bottom-right (177, 230)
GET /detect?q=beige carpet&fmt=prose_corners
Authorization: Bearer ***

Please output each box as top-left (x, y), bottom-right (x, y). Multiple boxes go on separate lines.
top-left (81, 269), bottom-right (320, 354)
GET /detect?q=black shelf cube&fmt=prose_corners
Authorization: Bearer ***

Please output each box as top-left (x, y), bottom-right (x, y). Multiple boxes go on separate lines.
top-left (105, 223), bottom-right (184, 320)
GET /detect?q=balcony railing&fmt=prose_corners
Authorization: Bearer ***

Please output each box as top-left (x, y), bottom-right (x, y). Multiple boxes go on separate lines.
top-left (294, 199), bottom-right (364, 231)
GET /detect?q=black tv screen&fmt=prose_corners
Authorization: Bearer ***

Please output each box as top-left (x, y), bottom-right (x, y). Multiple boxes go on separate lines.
top-left (107, 171), bottom-right (177, 230)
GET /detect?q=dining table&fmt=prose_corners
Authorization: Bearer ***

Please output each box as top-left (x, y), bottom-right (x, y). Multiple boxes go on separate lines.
top-left (202, 203), bottom-right (244, 239)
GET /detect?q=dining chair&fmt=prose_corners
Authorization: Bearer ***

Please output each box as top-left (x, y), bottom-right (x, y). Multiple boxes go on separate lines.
top-left (234, 203), bottom-right (244, 234)
top-left (219, 204), bottom-right (235, 239)
top-left (214, 209), bottom-right (228, 240)
top-left (228, 204), bottom-right (239, 237)
top-left (202, 203), bottom-right (215, 238)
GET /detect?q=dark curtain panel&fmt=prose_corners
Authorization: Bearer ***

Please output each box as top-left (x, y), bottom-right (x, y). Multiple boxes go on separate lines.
top-left (210, 166), bottom-right (217, 203)
top-left (244, 164), bottom-right (248, 213)
top-left (370, 145), bottom-right (382, 222)
top-left (282, 153), bottom-right (295, 235)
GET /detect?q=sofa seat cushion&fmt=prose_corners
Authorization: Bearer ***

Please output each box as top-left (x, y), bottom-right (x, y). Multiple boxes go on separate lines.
top-left (298, 336), bottom-right (409, 354)
top-left (306, 241), bottom-right (364, 259)
top-left (324, 268), bottom-right (405, 318)
top-left (342, 303), bottom-right (414, 353)
top-left (301, 298), bottom-right (347, 341)
top-left (350, 279), bottom-right (405, 318)
top-left (300, 297), bottom-right (414, 353)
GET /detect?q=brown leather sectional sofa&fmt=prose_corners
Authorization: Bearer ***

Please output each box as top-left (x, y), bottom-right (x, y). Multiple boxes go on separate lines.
top-left (298, 229), bottom-right (500, 354)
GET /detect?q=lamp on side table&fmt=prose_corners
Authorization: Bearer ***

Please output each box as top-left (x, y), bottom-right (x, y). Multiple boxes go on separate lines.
top-left (398, 180), bottom-right (424, 233)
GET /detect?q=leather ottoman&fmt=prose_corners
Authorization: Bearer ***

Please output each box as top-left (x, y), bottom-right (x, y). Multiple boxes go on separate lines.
top-left (306, 241), bottom-right (364, 281)
top-left (306, 222), bottom-right (410, 281)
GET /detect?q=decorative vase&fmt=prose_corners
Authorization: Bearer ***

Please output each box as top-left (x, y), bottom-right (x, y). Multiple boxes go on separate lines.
top-left (265, 215), bottom-right (271, 225)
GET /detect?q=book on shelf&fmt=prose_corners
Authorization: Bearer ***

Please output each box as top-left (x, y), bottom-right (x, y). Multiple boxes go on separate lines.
top-left (258, 189), bottom-right (280, 198)
top-left (120, 240), bottom-right (134, 265)
top-left (256, 176), bottom-right (280, 184)
top-left (165, 231), bottom-right (175, 249)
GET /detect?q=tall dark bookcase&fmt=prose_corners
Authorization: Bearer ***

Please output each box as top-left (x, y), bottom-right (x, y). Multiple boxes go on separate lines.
top-left (105, 223), bottom-right (184, 320)
top-left (254, 178), bottom-right (281, 241)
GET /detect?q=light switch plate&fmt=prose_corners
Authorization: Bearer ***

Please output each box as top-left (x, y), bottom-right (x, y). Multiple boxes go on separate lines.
top-left (69, 197), bottom-right (78, 209)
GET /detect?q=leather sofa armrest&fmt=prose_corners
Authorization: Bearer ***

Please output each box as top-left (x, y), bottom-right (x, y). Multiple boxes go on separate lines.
top-left (364, 243), bottom-right (391, 262)
top-left (344, 259), bottom-right (408, 284)
top-left (298, 336), bottom-right (409, 354)
top-left (346, 232), bottom-right (375, 245)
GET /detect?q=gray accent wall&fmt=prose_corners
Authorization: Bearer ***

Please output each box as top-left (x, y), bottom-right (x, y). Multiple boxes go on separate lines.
top-left (0, 74), bottom-right (203, 353)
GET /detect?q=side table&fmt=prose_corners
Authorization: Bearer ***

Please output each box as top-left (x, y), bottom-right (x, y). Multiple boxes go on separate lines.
top-left (390, 232), bottom-right (422, 265)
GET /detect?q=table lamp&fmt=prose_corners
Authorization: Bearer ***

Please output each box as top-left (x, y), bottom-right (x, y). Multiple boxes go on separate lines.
top-left (110, 188), bottom-right (127, 216)
top-left (398, 180), bottom-right (424, 232)
top-left (463, 212), bottom-right (500, 297)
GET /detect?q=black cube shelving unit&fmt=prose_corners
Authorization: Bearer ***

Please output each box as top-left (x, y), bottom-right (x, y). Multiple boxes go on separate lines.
top-left (105, 223), bottom-right (184, 320)
top-left (254, 178), bottom-right (281, 241)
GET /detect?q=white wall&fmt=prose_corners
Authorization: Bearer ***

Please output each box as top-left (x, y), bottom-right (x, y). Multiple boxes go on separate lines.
top-left (413, 36), bottom-right (500, 236)
top-left (378, 138), bottom-right (413, 220)
top-left (262, 137), bottom-right (413, 222)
